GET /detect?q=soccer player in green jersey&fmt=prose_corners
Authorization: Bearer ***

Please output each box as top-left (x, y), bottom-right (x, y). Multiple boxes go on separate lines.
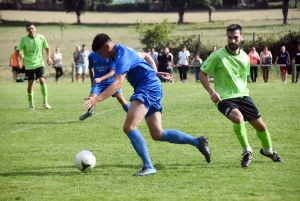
top-left (16, 23), bottom-right (53, 110)
top-left (199, 24), bottom-right (282, 168)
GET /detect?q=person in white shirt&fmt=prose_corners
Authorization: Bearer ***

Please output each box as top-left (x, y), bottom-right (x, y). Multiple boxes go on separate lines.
top-left (177, 45), bottom-right (190, 83)
top-left (53, 47), bottom-right (63, 82)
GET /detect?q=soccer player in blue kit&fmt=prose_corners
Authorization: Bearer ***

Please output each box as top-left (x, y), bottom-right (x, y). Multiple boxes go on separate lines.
top-left (83, 33), bottom-right (211, 176)
top-left (79, 51), bottom-right (130, 120)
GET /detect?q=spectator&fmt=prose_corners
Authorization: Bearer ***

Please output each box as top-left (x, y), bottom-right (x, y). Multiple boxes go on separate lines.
top-left (77, 44), bottom-right (90, 82)
top-left (191, 53), bottom-right (203, 82)
top-left (293, 44), bottom-right (300, 83)
top-left (53, 47), bottom-right (63, 82)
top-left (73, 45), bottom-right (80, 81)
top-left (260, 45), bottom-right (272, 83)
top-left (157, 47), bottom-right (172, 82)
top-left (16, 22), bottom-right (52, 110)
top-left (148, 47), bottom-right (158, 66)
top-left (177, 45), bottom-right (190, 83)
top-left (248, 46), bottom-right (260, 83)
top-left (166, 47), bottom-right (174, 82)
top-left (275, 46), bottom-right (290, 84)
top-left (10, 46), bottom-right (24, 82)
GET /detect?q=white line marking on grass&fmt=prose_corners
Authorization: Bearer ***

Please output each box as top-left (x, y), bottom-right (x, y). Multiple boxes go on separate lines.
top-left (1, 108), bottom-right (118, 137)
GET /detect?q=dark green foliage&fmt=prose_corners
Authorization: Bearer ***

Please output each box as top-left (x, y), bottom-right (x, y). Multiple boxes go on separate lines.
top-left (62, 0), bottom-right (92, 24)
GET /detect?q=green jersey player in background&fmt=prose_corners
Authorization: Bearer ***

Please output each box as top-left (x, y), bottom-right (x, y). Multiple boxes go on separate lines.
top-left (199, 24), bottom-right (282, 168)
top-left (16, 23), bottom-right (52, 110)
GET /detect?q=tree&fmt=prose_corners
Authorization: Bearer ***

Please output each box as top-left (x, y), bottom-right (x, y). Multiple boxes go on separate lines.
top-left (62, 0), bottom-right (92, 24)
top-left (282, 0), bottom-right (289, 25)
top-left (294, 0), bottom-right (298, 8)
top-left (164, 0), bottom-right (221, 24)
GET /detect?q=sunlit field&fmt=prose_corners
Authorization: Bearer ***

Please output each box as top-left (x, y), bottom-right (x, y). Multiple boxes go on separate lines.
top-left (0, 81), bottom-right (300, 200)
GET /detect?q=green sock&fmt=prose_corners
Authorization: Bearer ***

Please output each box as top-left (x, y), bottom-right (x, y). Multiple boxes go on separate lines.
top-left (41, 84), bottom-right (48, 103)
top-left (233, 122), bottom-right (249, 149)
top-left (256, 130), bottom-right (272, 152)
top-left (28, 92), bottom-right (34, 106)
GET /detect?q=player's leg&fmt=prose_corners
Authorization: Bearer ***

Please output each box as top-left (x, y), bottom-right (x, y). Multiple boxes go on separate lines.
top-left (218, 99), bottom-right (252, 168)
top-left (26, 69), bottom-right (35, 110)
top-left (115, 91), bottom-right (130, 112)
top-left (145, 110), bottom-right (210, 163)
top-left (36, 67), bottom-right (50, 109)
top-left (123, 99), bottom-right (156, 176)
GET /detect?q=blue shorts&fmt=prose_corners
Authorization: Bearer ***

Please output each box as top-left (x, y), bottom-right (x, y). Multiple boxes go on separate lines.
top-left (130, 84), bottom-right (163, 119)
top-left (90, 82), bottom-right (121, 97)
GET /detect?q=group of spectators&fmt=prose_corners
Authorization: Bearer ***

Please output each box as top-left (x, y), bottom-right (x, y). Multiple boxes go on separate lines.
top-left (147, 45), bottom-right (217, 83)
top-left (248, 44), bottom-right (300, 83)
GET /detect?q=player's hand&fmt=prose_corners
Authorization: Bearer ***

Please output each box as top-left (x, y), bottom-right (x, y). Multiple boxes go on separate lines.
top-left (94, 78), bottom-right (102, 84)
top-left (47, 58), bottom-right (53, 66)
top-left (157, 72), bottom-right (171, 81)
top-left (83, 97), bottom-right (98, 111)
top-left (209, 91), bottom-right (222, 103)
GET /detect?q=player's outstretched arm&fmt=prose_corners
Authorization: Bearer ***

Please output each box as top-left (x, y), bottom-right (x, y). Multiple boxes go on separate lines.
top-left (199, 71), bottom-right (221, 103)
top-left (45, 47), bottom-right (53, 66)
top-left (83, 73), bottom-right (126, 110)
top-left (94, 69), bottom-right (115, 84)
top-left (138, 52), bottom-right (157, 72)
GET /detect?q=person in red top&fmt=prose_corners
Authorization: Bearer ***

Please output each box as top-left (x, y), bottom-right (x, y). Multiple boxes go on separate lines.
top-left (247, 46), bottom-right (260, 83)
top-left (10, 46), bottom-right (23, 82)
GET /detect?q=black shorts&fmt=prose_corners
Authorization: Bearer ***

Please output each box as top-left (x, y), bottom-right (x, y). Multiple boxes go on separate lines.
top-left (296, 65), bottom-right (300, 72)
top-left (217, 96), bottom-right (261, 121)
top-left (25, 67), bottom-right (45, 80)
top-left (12, 67), bottom-right (19, 73)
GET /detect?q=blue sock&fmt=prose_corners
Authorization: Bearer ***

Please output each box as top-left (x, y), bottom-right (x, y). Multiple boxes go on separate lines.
top-left (122, 103), bottom-right (130, 113)
top-left (88, 108), bottom-right (93, 114)
top-left (161, 129), bottom-right (199, 147)
top-left (127, 129), bottom-right (153, 169)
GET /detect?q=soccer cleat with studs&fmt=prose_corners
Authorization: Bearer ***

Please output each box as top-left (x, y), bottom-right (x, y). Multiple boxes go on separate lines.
top-left (197, 136), bottom-right (211, 163)
top-left (241, 152), bottom-right (252, 168)
top-left (259, 148), bottom-right (282, 162)
top-left (133, 166), bottom-right (157, 176)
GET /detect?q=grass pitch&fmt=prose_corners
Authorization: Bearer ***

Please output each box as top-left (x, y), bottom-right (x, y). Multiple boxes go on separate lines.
top-left (0, 80), bottom-right (299, 200)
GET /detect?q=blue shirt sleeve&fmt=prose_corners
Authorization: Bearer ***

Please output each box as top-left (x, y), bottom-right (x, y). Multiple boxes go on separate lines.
top-left (88, 54), bottom-right (93, 69)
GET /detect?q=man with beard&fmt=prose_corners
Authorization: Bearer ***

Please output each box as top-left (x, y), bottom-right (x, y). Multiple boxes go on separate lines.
top-left (199, 24), bottom-right (282, 168)
top-left (16, 23), bottom-right (52, 110)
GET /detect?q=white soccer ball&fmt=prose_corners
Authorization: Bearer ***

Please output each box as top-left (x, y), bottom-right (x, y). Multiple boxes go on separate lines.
top-left (75, 150), bottom-right (96, 172)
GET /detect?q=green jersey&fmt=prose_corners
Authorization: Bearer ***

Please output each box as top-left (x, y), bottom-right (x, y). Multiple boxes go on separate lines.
top-left (201, 46), bottom-right (250, 100)
top-left (17, 34), bottom-right (49, 70)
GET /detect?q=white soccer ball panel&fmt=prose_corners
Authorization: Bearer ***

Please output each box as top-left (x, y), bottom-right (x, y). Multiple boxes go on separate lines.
top-left (75, 150), bottom-right (96, 172)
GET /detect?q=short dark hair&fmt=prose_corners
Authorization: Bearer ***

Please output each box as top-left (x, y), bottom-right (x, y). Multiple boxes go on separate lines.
top-left (227, 24), bottom-right (242, 35)
top-left (26, 22), bottom-right (34, 28)
top-left (92, 33), bottom-right (111, 52)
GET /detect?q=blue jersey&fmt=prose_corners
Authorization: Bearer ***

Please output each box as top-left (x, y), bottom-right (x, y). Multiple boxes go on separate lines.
top-left (88, 52), bottom-right (115, 84)
top-left (113, 44), bottom-right (160, 90)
